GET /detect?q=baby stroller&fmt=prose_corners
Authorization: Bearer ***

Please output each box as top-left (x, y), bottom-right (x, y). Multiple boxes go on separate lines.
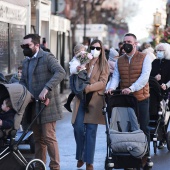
top-left (149, 76), bottom-right (170, 154)
top-left (0, 73), bottom-right (35, 153)
top-left (103, 90), bottom-right (153, 170)
top-left (0, 83), bottom-right (47, 170)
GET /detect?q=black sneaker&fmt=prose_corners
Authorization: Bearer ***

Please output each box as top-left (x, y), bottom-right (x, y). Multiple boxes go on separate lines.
top-left (64, 103), bottom-right (72, 112)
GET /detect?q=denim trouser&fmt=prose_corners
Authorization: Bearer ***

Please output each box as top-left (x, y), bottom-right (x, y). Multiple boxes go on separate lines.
top-left (138, 98), bottom-right (150, 147)
top-left (73, 100), bottom-right (98, 164)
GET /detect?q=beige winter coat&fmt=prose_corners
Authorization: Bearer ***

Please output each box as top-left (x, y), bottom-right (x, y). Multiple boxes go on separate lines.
top-left (71, 59), bottom-right (109, 125)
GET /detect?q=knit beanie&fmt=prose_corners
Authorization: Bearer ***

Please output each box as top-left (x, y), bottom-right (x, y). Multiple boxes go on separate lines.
top-left (109, 48), bottom-right (119, 61)
top-left (74, 44), bottom-right (86, 55)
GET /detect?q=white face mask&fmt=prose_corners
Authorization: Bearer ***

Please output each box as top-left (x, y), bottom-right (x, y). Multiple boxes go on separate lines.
top-left (157, 51), bottom-right (164, 59)
top-left (91, 49), bottom-right (100, 58)
top-left (84, 45), bottom-right (88, 50)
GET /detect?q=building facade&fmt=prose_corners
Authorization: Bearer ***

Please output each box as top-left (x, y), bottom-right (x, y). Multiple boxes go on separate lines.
top-left (0, 0), bottom-right (71, 92)
top-left (0, 0), bottom-right (29, 74)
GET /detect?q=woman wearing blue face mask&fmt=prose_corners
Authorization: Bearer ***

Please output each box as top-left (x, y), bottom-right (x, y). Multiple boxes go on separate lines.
top-left (71, 39), bottom-right (109, 170)
top-left (150, 42), bottom-right (170, 148)
top-left (150, 43), bottom-right (170, 84)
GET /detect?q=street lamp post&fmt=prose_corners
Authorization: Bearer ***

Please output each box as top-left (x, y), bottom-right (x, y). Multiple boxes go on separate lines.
top-left (166, 0), bottom-right (170, 28)
top-left (153, 9), bottom-right (161, 45)
top-left (83, 0), bottom-right (87, 43)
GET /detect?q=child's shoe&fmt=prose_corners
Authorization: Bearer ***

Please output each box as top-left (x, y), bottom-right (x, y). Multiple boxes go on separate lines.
top-left (64, 103), bottom-right (72, 112)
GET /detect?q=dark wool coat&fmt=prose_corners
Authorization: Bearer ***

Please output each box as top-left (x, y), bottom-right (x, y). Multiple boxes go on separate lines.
top-left (20, 49), bottom-right (66, 124)
top-left (150, 58), bottom-right (170, 85)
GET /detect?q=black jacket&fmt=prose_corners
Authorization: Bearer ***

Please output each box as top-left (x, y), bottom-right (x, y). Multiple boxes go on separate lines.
top-left (150, 58), bottom-right (170, 98)
top-left (70, 70), bottom-right (90, 100)
top-left (150, 58), bottom-right (170, 85)
top-left (0, 109), bottom-right (16, 129)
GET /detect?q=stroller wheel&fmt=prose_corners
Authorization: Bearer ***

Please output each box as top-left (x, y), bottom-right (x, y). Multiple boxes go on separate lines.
top-left (25, 159), bottom-right (46, 170)
top-left (166, 131), bottom-right (170, 151)
top-left (105, 157), bottom-right (114, 170)
top-left (153, 141), bottom-right (157, 154)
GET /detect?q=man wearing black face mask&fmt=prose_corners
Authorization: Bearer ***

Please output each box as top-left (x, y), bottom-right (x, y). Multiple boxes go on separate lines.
top-left (20, 34), bottom-right (66, 170)
top-left (106, 33), bottom-right (152, 150)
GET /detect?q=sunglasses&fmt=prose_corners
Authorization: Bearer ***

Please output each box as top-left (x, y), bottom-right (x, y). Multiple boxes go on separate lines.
top-left (90, 46), bottom-right (101, 51)
top-left (156, 50), bottom-right (165, 52)
top-left (20, 44), bottom-right (31, 49)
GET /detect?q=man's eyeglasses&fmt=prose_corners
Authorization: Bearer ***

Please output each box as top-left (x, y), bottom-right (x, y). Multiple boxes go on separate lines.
top-left (90, 46), bottom-right (101, 51)
top-left (20, 44), bottom-right (31, 49)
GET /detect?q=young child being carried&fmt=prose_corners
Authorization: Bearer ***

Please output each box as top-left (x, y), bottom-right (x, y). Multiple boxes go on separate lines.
top-left (0, 98), bottom-right (16, 131)
top-left (64, 43), bottom-right (93, 112)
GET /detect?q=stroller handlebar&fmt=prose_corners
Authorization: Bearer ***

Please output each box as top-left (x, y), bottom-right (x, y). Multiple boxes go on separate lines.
top-left (105, 89), bottom-right (122, 96)
top-left (36, 98), bottom-right (50, 106)
top-left (105, 89), bottom-right (133, 96)
top-left (111, 89), bottom-right (122, 93)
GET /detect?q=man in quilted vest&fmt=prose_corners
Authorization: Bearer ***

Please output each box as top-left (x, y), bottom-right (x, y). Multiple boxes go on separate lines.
top-left (106, 33), bottom-right (151, 148)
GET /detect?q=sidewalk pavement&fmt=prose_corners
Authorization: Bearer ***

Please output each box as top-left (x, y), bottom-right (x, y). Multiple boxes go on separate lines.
top-left (59, 88), bottom-right (71, 104)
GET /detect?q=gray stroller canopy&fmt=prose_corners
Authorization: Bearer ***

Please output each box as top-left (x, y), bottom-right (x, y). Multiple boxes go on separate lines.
top-left (0, 83), bottom-right (32, 130)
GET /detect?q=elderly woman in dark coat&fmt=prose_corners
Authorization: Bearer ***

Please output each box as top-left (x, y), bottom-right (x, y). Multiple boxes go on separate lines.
top-left (150, 42), bottom-right (170, 149)
top-left (151, 43), bottom-right (170, 88)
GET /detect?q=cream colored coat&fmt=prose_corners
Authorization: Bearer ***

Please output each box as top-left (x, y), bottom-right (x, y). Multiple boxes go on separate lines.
top-left (71, 58), bottom-right (109, 125)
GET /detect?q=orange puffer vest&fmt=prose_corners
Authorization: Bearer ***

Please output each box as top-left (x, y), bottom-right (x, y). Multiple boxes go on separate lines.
top-left (118, 51), bottom-right (149, 101)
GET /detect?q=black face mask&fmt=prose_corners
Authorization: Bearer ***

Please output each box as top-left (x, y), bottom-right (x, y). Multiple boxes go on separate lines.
top-left (123, 43), bottom-right (133, 53)
top-left (23, 47), bottom-right (35, 58)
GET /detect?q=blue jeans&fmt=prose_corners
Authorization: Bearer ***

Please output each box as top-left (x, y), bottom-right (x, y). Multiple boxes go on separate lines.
top-left (138, 98), bottom-right (150, 146)
top-left (73, 100), bottom-right (98, 164)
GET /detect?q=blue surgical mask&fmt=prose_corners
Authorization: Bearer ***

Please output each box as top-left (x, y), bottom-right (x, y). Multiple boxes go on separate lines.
top-left (156, 51), bottom-right (164, 59)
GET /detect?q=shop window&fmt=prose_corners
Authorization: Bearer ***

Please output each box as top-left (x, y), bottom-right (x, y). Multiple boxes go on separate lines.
top-left (9, 24), bottom-right (25, 73)
top-left (0, 22), bottom-right (8, 74)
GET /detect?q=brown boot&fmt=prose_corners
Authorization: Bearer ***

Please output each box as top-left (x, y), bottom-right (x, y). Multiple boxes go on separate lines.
top-left (86, 164), bottom-right (93, 170)
top-left (77, 160), bottom-right (84, 168)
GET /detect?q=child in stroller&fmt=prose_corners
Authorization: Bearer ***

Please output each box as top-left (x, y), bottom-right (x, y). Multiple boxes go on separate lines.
top-left (0, 72), bottom-right (35, 153)
top-left (103, 91), bottom-right (153, 170)
top-left (0, 98), bottom-right (16, 130)
top-left (149, 76), bottom-right (170, 154)
top-left (0, 83), bottom-right (48, 170)
top-left (0, 98), bottom-right (16, 144)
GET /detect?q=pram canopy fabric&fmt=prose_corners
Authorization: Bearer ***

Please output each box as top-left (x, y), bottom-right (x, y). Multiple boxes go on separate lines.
top-left (109, 107), bottom-right (147, 158)
top-left (106, 94), bottom-right (139, 119)
top-left (106, 94), bottom-right (148, 159)
top-left (0, 83), bottom-right (32, 130)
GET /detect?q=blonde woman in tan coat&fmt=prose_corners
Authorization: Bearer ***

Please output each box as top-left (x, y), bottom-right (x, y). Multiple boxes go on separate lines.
top-left (71, 39), bottom-right (109, 170)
